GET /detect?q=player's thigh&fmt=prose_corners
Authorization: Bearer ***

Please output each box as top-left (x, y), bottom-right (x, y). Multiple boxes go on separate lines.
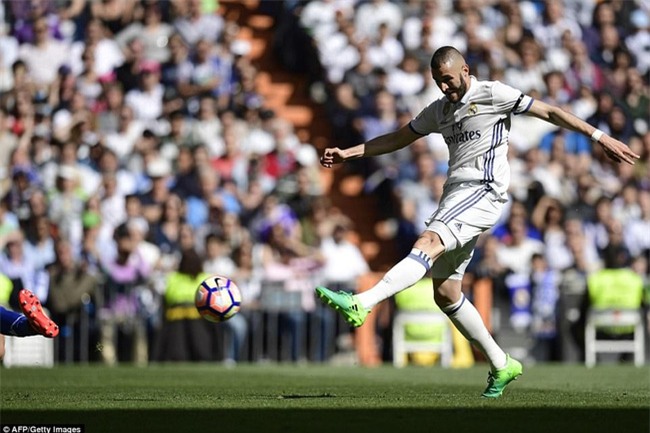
top-left (427, 182), bottom-right (504, 250)
top-left (0, 334), bottom-right (5, 361)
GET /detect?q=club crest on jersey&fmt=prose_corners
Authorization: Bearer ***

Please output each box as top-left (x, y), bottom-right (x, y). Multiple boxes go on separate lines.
top-left (468, 103), bottom-right (478, 115)
top-left (443, 102), bottom-right (451, 115)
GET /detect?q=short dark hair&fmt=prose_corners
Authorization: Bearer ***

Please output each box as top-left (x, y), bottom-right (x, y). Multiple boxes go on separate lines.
top-left (178, 248), bottom-right (203, 278)
top-left (430, 46), bottom-right (464, 69)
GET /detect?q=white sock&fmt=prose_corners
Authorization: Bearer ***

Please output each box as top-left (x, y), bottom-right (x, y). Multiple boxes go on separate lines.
top-left (356, 248), bottom-right (433, 310)
top-left (443, 294), bottom-right (507, 371)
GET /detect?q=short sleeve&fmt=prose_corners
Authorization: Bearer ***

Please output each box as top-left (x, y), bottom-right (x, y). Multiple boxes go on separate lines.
top-left (491, 81), bottom-right (534, 115)
top-left (409, 101), bottom-right (441, 135)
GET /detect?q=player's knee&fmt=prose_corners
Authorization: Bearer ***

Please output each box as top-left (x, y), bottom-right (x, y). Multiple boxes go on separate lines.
top-left (414, 232), bottom-right (445, 260)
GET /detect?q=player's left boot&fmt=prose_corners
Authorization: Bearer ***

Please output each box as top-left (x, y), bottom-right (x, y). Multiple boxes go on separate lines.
top-left (481, 354), bottom-right (522, 398)
top-left (315, 286), bottom-right (370, 327)
top-left (18, 289), bottom-right (59, 338)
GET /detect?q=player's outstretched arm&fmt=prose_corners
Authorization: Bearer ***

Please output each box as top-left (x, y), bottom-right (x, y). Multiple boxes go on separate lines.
top-left (320, 124), bottom-right (421, 168)
top-left (525, 99), bottom-right (639, 165)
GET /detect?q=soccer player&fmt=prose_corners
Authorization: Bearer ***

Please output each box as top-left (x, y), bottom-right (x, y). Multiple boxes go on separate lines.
top-left (316, 46), bottom-right (638, 398)
top-left (0, 289), bottom-right (60, 360)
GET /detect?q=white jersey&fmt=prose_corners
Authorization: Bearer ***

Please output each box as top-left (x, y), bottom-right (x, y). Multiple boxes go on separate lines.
top-left (409, 77), bottom-right (534, 197)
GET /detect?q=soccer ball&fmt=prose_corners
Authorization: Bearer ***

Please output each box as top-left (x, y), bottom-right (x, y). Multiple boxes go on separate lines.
top-left (195, 275), bottom-right (242, 323)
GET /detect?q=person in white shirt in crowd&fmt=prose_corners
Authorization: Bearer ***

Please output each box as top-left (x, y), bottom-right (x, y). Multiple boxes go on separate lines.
top-left (0, 230), bottom-right (49, 302)
top-left (320, 217), bottom-right (369, 292)
top-left (315, 13), bottom-right (361, 84)
top-left (18, 16), bottom-right (69, 89)
top-left (173, 0), bottom-right (224, 46)
top-left (366, 22), bottom-right (404, 72)
top-left (386, 53), bottom-right (425, 97)
top-left (624, 188), bottom-right (650, 260)
top-left (354, 0), bottom-right (403, 42)
top-left (116, 2), bottom-right (173, 64)
top-left (70, 19), bottom-right (124, 77)
top-left (625, 9), bottom-right (650, 76)
top-left (125, 59), bottom-right (164, 124)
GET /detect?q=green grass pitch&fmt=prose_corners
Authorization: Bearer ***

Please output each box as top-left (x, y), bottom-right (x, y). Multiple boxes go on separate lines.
top-left (1, 364), bottom-right (648, 433)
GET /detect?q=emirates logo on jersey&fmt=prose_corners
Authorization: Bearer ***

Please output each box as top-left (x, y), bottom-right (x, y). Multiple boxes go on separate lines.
top-left (444, 122), bottom-right (482, 146)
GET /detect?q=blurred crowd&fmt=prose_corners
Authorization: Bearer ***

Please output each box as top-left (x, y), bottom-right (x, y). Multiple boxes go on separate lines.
top-left (0, 0), bottom-right (649, 366)
top-left (0, 0), bottom-right (370, 364)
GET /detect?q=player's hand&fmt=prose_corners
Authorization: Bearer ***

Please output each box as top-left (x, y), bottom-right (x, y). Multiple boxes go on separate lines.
top-left (320, 147), bottom-right (346, 168)
top-left (599, 136), bottom-right (640, 165)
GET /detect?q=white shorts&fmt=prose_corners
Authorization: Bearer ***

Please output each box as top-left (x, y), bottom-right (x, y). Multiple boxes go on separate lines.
top-left (425, 181), bottom-right (506, 280)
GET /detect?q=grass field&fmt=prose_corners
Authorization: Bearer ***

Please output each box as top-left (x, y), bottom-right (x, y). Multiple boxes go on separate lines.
top-left (1, 363), bottom-right (648, 433)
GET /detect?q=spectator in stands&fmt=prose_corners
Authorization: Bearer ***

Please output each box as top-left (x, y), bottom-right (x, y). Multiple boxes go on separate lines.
top-left (115, 2), bottom-right (173, 64)
top-left (137, 156), bottom-right (171, 223)
top-left (0, 227), bottom-right (50, 304)
top-left (366, 22), bottom-right (404, 72)
top-left (148, 193), bottom-right (185, 261)
top-left (532, 0), bottom-right (581, 55)
top-left (71, 19), bottom-right (124, 78)
top-left (160, 32), bottom-right (188, 90)
top-left (623, 69), bottom-right (649, 136)
top-left (46, 238), bottom-right (99, 361)
top-left (624, 189), bottom-right (650, 265)
top-left (177, 38), bottom-right (229, 111)
top-left (386, 53), bottom-right (425, 98)
top-left (260, 221), bottom-right (323, 361)
top-left (582, 1), bottom-right (617, 56)
top-left (156, 247), bottom-right (212, 362)
top-left (504, 36), bottom-right (545, 95)
top-left (23, 215), bottom-right (55, 271)
top-left (173, 0), bottom-right (224, 47)
top-left (194, 96), bottom-right (224, 158)
top-left (354, 0), bottom-right (402, 42)
top-left (497, 214), bottom-right (546, 277)
top-left (99, 222), bottom-right (151, 364)
top-left (529, 253), bottom-right (561, 362)
top-left (125, 58), bottom-right (163, 123)
top-left (113, 37), bottom-right (146, 93)
top-left (48, 165), bottom-right (86, 248)
top-left (320, 217), bottom-right (369, 293)
top-left (624, 9), bottom-right (650, 76)
top-left (531, 196), bottom-right (572, 271)
top-left (18, 16), bottom-right (68, 90)
top-left (358, 89), bottom-right (400, 144)
top-left (592, 23), bottom-right (621, 70)
top-left (170, 146), bottom-right (201, 199)
top-left (90, 0), bottom-right (137, 37)
top-left (4, 166), bottom-right (39, 225)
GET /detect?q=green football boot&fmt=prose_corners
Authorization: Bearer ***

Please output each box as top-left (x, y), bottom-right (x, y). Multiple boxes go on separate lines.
top-left (315, 286), bottom-right (370, 327)
top-left (481, 354), bottom-right (523, 398)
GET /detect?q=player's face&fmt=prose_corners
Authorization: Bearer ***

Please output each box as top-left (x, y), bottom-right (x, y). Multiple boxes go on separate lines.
top-left (432, 61), bottom-right (470, 103)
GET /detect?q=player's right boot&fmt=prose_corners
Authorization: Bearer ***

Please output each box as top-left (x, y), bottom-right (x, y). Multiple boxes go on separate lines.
top-left (481, 354), bottom-right (523, 398)
top-left (18, 289), bottom-right (59, 338)
top-left (315, 286), bottom-right (370, 327)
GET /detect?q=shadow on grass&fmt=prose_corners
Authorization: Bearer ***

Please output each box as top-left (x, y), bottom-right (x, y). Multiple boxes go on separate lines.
top-left (2, 408), bottom-right (648, 433)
